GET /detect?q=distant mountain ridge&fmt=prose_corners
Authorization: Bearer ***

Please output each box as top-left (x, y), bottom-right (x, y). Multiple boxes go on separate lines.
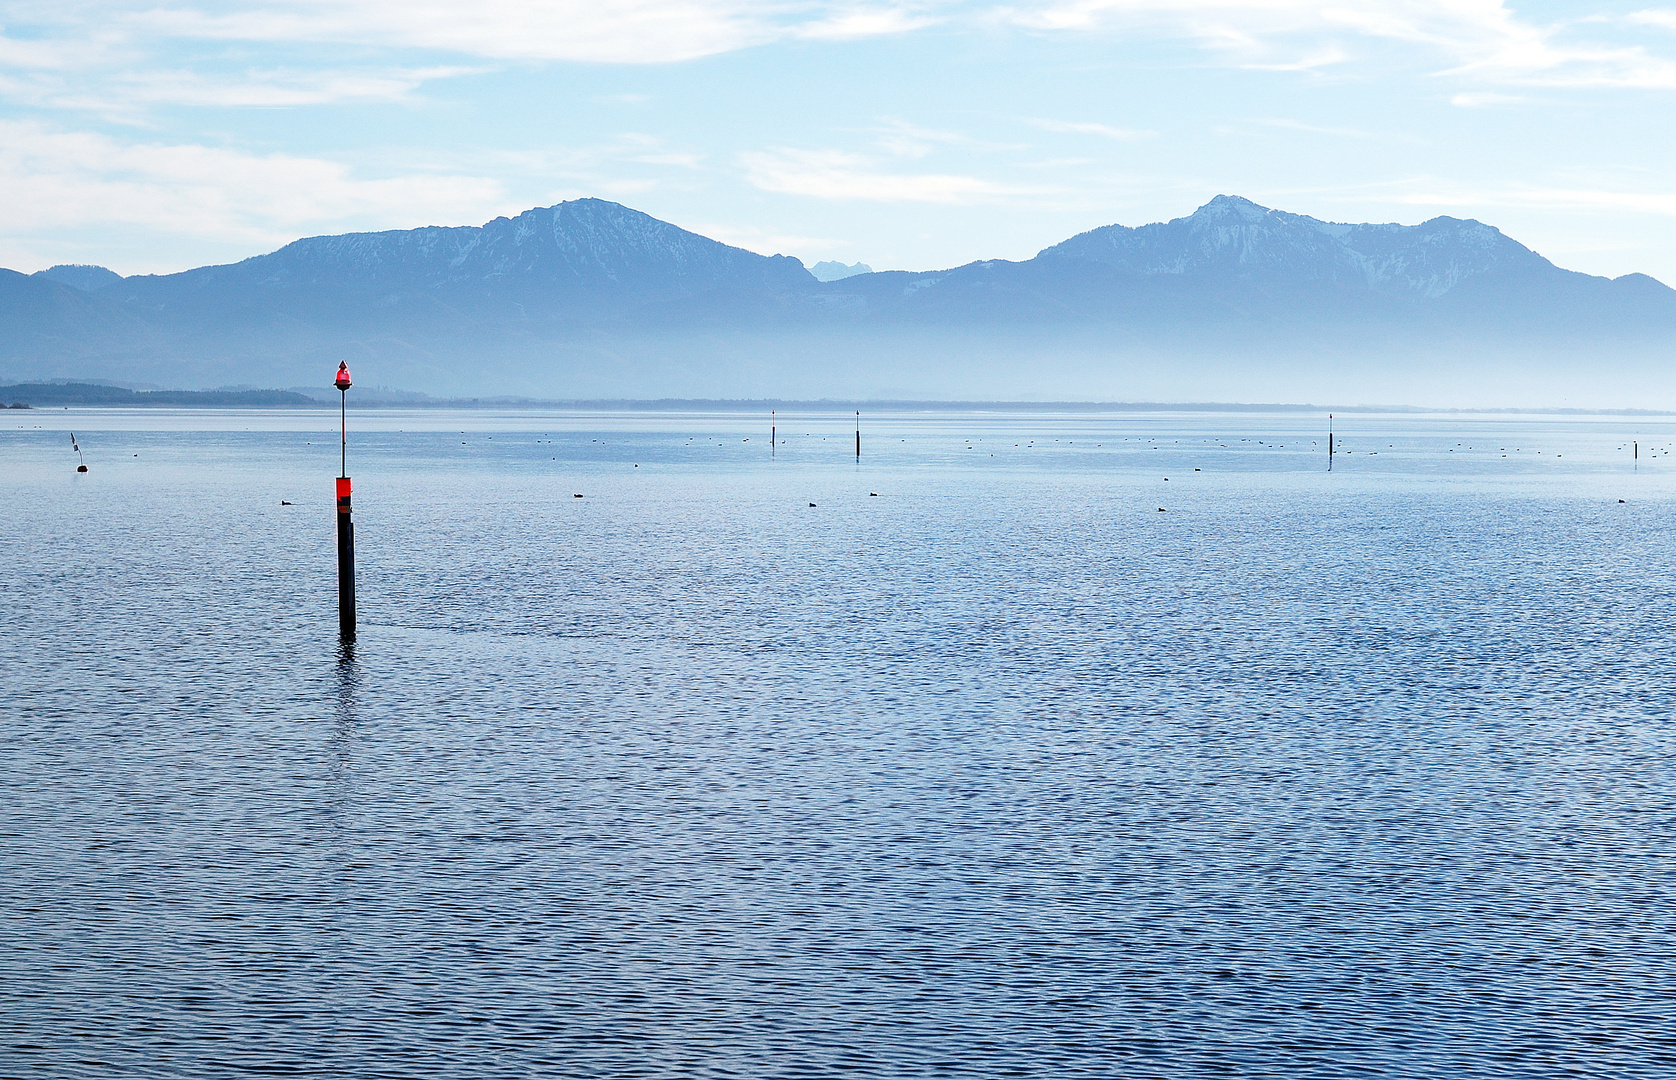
top-left (33, 264), bottom-right (124, 291)
top-left (1038, 194), bottom-right (1547, 298)
top-left (3, 195), bottom-right (1672, 406)
top-left (810, 260), bottom-right (875, 282)
top-left (0, 381), bottom-right (312, 406)
top-left (115, 198), bottom-right (809, 310)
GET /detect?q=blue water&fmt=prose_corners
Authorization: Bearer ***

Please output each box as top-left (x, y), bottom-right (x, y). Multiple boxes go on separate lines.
top-left (4, 407), bottom-right (1675, 1078)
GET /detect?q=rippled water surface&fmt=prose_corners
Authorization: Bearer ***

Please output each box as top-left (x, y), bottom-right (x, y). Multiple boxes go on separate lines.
top-left (4, 407), bottom-right (1675, 1078)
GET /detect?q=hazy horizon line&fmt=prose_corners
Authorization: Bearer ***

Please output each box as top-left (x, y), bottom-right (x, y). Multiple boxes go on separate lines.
top-left (5, 380), bottom-right (1674, 417)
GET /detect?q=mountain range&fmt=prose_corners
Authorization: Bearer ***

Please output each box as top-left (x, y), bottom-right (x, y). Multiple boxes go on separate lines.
top-left (4, 195), bottom-right (1672, 406)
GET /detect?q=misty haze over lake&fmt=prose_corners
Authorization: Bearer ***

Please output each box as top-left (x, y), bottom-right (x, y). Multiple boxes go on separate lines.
top-left (8, 196), bottom-right (1674, 409)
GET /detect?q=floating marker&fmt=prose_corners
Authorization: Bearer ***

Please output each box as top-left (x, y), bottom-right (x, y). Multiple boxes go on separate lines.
top-left (334, 362), bottom-right (356, 639)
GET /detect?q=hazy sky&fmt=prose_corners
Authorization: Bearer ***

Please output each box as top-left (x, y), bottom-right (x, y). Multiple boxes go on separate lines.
top-left (3, 1), bottom-right (1673, 281)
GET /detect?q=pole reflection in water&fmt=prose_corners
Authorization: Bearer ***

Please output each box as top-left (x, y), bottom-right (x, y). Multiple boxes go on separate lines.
top-left (327, 639), bottom-right (361, 814)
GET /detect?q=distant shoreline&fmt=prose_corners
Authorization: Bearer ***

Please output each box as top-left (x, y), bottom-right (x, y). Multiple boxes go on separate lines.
top-left (4, 382), bottom-right (1672, 417)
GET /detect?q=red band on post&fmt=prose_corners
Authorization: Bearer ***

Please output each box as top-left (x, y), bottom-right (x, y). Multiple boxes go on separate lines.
top-left (337, 477), bottom-right (352, 498)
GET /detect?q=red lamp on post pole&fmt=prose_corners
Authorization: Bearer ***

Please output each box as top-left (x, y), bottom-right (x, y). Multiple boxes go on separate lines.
top-left (335, 362), bottom-right (353, 477)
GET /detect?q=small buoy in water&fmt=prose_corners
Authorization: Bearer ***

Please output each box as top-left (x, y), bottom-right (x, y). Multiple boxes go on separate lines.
top-left (1619, 499), bottom-right (1626, 503)
top-left (1158, 507), bottom-right (1166, 512)
top-left (1194, 468), bottom-right (1201, 471)
top-left (281, 500), bottom-right (292, 505)
top-left (809, 502), bottom-right (817, 507)
top-left (573, 493), bottom-right (583, 498)
top-left (76, 464), bottom-right (88, 473)
top-left (870, 492), bottom-right (878, 496)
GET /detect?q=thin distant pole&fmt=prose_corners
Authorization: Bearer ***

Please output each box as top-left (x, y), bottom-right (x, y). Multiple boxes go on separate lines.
top-left (855, 410), bottom-right (860, 460)
top-left (772, 409), bottom-right (776, 451)
top-left (1328, 413), bottom-right (1334, 472)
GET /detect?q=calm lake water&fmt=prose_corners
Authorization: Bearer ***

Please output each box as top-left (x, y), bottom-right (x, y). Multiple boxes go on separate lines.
top-left (3, 406), bottom-right (1674, 1078)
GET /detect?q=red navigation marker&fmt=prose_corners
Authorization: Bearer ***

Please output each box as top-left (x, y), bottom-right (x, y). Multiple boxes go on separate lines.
top-left (334, 361), bottom-right (355, 639)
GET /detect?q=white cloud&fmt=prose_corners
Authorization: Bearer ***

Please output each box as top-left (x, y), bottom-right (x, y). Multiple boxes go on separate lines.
top-left (871, 119), bottom-right (1022, 159)
top-left (596, 177), bottom-right (663, 196)
top-left (793, 5), bottom-right (943, 40)
top-left (1238, 46), bottom-right (1350, 72)
top-left (0, 120), bottom-right (507, 250)
top-left (129, 66), bottom-right (477, 107)
top-left (476, 133), bottom-right (710, 195)
top-left (1026, 118), bottom-right (1153, 139)
top-left (1297, 177), bottom-right (1676, 226)
top-left (1450, 91), bottom-right (1527, 107)
top-left (29, 66), bottom-right (479, 118)
top-left (1004, 0), bottom-right (1676, 89)
top-left (125, 0), bottom-right (799, 63)
top-left (739, 147), bottom-right (1051, 202)
top-left (0, 14), bottom-right (146, 68)
top-left (3, 0), bottom-right (1670, 121)
top-left (1255, 117), bottom-right (1373, 139)
top-left (1392, 184), bottom-right (1676, 217)
top-left (688, 221), bottom-right (853, 257)
top-left (1628, 9), bottom-right (1676, 30)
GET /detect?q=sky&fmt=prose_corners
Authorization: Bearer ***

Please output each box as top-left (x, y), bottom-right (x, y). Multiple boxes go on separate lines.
top-left (2, 0), bottom-right (1674, 282)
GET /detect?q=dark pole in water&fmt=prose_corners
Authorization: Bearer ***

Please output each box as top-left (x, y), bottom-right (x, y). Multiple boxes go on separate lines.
top-left (772, 409), bottom-right (776, 451)
top-left (1634, 440), bottom-right (1638, 467)
top-left (1328, 413), bottom-right (1333, 472)
top-left (334, 361), bottom-right (356, 639)
top-left (855, 410), bottom-right (860, 460)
